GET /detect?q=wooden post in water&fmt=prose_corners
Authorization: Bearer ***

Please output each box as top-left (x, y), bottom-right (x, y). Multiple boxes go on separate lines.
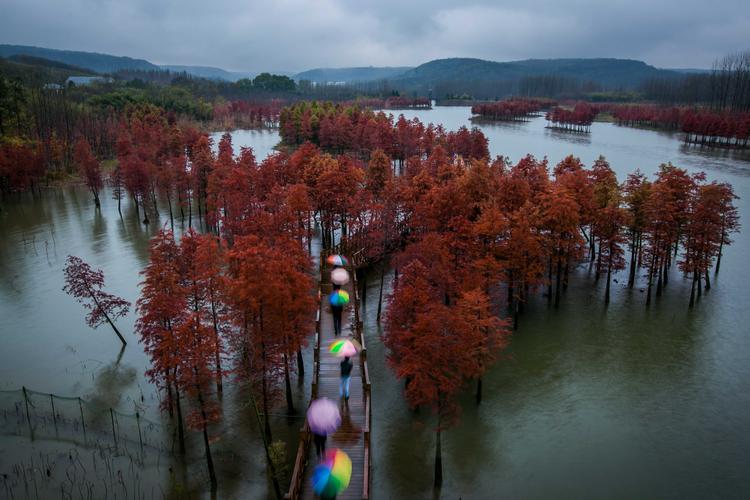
top-left (78, 397), bottom-right (87, 442)
top-left (22, 387), bottom-right (34, 439)
top-left (50, 394), bottom-right (58, 435)
top-left (110, 408), bottom-right (118, 448)
top-left (136, 411), bottom-right (144, 452)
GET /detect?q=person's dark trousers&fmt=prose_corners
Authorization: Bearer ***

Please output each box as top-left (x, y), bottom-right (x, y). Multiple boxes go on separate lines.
top-left (313, 432), bottom-right (326, 458)
top-left (332, 306), bottom-right (342, 336)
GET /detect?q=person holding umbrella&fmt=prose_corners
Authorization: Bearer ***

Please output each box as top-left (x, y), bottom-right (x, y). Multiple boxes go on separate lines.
top-left (307, 398), bottom-right (341, 460)
top-left (313, 431), bottom-right (327, 460)
top-left (330, 284), bottom-right (344, 336)
top-left (340, 356), bottom-right (353, 402)
top-left (312, 448), bottom-right (351, 499)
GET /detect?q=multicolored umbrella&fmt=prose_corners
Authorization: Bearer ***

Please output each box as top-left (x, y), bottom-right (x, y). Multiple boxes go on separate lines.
top-left (329, 290), bottom-right (350, 307)
top-left (327, 254), bottom-right (349, 267)
top-left (312, 449), bottom-right (352, 497)
top-left (329, 338), bottom-right (360, 358)
top-left (306, 398), bottom-right (341, 435)
top-left (331, 268), bottom-right (350, 286)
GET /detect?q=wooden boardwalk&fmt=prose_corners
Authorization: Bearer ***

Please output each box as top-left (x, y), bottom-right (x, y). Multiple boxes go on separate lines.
top-left (286, 255), bottom-right (371, 499)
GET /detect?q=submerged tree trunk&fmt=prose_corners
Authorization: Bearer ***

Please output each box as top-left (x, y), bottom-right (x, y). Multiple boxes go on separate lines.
top-left (376, 266), bottom-right (385, 323)
top-left (188, 194), bottom-right (192, 229)
top-left (547, 256), bottom-right (553, 300)
top-left (646, 251), bottom-right (657, 307)
top-left (554, 252), bottom-right (562, 308)
top-left (704, 268), bottom-right (711, 290)
top-left (656, 253), bottom-right (664, 296)
top-left (297, 347), bottom-right (305, 379)
top-left (88, 285), bottom-right (127, 346)
top-left (165, 371), bottom-right (174, 417)
top-left (434, 417), bottom-right (443, 489)
top-left (249, 391), bottom-right (283, 500)
top-left (715, 238), bottom-right (724, 274)
top-left (195, 379), bottom-right (217, 492)
top-left (210, 303), bottom-right (223, 395)
top-left (689, 269), bottom-right (698, 308)
top-left (167, 194), bottom-right (174, 229)
top-left (605, 254), bottom-right (613, 305)
top-left (628, 233), bottom-right (637, 288)
top-left (261, 342), bottom-right (273, 442)
top-left (174, 380), bottom-right (186, 454)
top-left (283, 353), bottom-right (295, 414)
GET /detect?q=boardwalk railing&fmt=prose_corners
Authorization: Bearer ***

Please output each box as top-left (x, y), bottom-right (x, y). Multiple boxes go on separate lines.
top-left (352, 267), bottom-right (372, 500)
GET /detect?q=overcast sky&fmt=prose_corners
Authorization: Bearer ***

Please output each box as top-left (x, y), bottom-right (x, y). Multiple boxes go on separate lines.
top-left (1, 0), bottom-right (748, 72)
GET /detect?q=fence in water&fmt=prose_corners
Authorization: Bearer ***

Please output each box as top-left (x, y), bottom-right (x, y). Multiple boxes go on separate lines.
top-left (0, 387), bottom-right (175, 457)
top-left (0, 386), bottom-right (178, 499)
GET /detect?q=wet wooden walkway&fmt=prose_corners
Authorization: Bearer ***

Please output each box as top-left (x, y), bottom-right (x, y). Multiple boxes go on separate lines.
top-left (286, 254), bottom-right (371, 499)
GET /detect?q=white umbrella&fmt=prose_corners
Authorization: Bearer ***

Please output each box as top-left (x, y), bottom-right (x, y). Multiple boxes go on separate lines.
top-left (331, 268), bottom-right (350, 285)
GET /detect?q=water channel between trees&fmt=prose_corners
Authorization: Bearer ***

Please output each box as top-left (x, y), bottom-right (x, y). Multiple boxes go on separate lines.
top-left (1, 107), bottom-right (749, 498)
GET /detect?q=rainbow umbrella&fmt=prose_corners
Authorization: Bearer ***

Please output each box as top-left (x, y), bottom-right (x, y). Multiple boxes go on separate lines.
top-left (329, 290), bottom-right (350, 307)
top-left (307, 397), bottom-right (341, 435)
top-left (329, 338), bottom-right (361, 358)
top-left (312, 449), bottom-right (352, 497)
top-left (327, 254), bottom-right (349, 267)
top-left (331, 268), bottom-right (350, 286)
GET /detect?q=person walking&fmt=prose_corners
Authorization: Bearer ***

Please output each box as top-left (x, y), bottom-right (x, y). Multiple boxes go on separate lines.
top-left (313, 431), bottom-right (327, 459)
top-left (340, 356), bottom-right (353, 401)
top-left (331, 284), bottom-right (343, 336)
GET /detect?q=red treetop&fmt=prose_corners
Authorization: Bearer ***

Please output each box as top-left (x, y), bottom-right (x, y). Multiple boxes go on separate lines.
top-left (63, 255), bottom-right (131, 345)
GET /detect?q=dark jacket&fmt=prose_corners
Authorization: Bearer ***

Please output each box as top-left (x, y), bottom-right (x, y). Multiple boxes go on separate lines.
top-left (340, 358), bottom-right (353, 377)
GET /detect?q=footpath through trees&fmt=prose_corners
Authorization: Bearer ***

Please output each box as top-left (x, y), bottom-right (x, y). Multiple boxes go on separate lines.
top-left (286, 253), bottom-right (371, 499)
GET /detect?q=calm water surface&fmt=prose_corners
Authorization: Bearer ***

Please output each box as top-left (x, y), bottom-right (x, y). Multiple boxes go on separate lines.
top-left (0, 107), bottom-right (748, 499)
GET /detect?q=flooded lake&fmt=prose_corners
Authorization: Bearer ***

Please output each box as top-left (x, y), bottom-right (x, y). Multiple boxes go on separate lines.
top-left (1, 107), bottom-right (749, 498)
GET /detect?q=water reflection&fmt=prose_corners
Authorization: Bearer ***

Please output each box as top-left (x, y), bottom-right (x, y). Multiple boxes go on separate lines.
top-left (543, 127), bottom-right (593, 146)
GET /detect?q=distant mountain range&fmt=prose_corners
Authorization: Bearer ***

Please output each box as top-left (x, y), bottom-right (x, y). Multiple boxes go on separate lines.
top-left (1, 44), bottom-right (706, 91)
top-left (292, 66), bottom-right (414, 83)
top-left (0, 45), bottom-right (264, 82)
top-left (0, 44), bottom-right (158, 73)
top-left (393, 58), bottom-right (680, 89)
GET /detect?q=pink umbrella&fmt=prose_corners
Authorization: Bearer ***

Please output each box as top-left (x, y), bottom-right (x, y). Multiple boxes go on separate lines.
top-left (331, 268), bottom-right (350, 285)
top-left (329, 338), bottom-right (360, 357)
top-left (307, 397), bottom-right (341, 435)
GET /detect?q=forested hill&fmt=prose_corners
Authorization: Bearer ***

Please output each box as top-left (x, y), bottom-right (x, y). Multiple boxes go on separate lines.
top-left (0, 44), bottom-right (159, 73)
top-left (159, 65), bottom-right (256, 82)
top-left (395, 58), bottom-right (680, 89)
top-left (293, 66), bottom-right (414, 83)
top-left (0, 55), bottom-right (97, 85)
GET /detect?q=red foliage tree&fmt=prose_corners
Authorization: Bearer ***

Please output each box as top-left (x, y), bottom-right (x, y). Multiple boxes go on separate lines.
top-left (383, 260), bottom-right (507, 487)
top-left (135, 229), bottom-right (188, 452)
top-left (62, 255), bottom-right (131, 346)
top-left (539, 183), bottom-right (583, 307)
top-left (680, 180), bottom-right (739, 306)
top-left (623, 170), bottom-right (651, 288)
top-left (73, 138), bottom-right (103, 208)
top-left (227, 234), bottom-right (314, 435)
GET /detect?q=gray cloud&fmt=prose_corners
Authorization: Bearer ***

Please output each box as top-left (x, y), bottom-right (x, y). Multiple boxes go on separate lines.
top-left (1, 0), bottom-right (748, 72)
